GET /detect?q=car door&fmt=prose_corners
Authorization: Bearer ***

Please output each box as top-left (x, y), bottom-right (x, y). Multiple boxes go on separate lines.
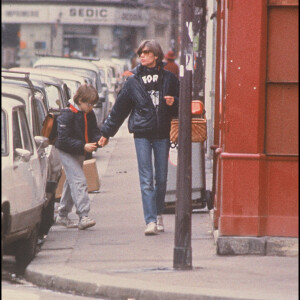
top-left (10, 107), bottom-right (44, 232)
top-left (31, 95), bottom-right (48, 193)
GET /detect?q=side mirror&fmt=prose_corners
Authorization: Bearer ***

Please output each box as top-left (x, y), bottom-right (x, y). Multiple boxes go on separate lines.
top-left (15, 148), bottom-right (31, 162)
top-left (34, 136), bottom-right (49, 149)
top-left (98, 91), bottom-right (106, 103)
top-left (94, 99), bottom-right (103, 108)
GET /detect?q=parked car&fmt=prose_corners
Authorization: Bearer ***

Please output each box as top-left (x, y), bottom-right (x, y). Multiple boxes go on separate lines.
top-left (10, 67), bottom-right (87, 99)
top-left (33, 55), bottom-right (108, 128)
top-left (26, 73), bottom-right (69, 109)
top-left (2, 71), bottom-right (62, 237)
top-left (95, 58), bottom-right (124, 94)
top-left (93, 63), bottom-right (116, 113)
top-left (3, 70), bottom-right (68, 111)
top-left (1, 96), bottom-right (49, 270)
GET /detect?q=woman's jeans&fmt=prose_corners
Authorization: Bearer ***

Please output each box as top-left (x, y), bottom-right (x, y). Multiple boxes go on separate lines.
top-left (134, 138), bottom-right (170, 225)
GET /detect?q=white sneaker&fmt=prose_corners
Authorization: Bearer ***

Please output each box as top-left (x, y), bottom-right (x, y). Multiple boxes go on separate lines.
top-left (55, 215), bottom-right (78, 228)
top-left (78, 216), bottom-right (96, 230)
top-left (157, 215), bottom-right (164, 232)
top-left (144, 222), bottom-right (158, 236)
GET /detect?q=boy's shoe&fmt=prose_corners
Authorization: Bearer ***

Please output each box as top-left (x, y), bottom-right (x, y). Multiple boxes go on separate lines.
top-left (144, 222), bottom-right (158, 236)
top-left (55, 215), bottom-right (78, 228)
top-left (78, 216), bottom-right (96, 230)
top-left (157, 215), bottom-right (164, 232)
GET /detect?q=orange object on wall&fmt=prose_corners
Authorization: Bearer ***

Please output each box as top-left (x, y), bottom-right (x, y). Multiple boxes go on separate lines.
top-left (20, 40), bottom-right (27, 49)
top-left (191, 100), bottom-right (204, 115)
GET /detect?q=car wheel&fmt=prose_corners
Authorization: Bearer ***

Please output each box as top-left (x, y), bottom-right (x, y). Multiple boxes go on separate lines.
top-left (15, 225), bottom-right (39, 273)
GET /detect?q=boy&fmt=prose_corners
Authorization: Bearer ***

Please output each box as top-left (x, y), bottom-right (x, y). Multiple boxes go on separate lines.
top-left (55, 84), bottom-right (102, 230)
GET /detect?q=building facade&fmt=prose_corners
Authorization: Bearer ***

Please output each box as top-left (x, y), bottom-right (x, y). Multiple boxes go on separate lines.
top-left (212, 0), bottom-right (298, 254)
top-left (2, 0), bottom-right (177, 67)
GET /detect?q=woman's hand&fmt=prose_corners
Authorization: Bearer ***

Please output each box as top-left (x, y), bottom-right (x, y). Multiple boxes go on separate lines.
top-left (164, 95), bottom-right (175, 106)
top-left (99, 136), bottom-right (109, 147)
top-left (84, 143), bottom-right (98, 153)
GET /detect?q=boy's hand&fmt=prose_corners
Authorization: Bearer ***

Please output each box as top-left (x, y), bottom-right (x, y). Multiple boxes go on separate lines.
top-left (84, 143), bottom-right (98, 153)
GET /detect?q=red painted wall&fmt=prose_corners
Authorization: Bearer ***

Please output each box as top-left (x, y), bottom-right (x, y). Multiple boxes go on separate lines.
top-left (214, 0), bottom-right (299, 237)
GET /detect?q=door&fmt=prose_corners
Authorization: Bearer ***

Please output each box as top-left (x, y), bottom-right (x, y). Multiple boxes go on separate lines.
top-left (10, 108), bottom-right (44, 233)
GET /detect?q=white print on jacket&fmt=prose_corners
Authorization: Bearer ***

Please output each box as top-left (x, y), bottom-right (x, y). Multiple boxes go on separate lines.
top-left (142, 74), bottom-right (159, 84)
top-left (148, 90), bottom-right (160, 108)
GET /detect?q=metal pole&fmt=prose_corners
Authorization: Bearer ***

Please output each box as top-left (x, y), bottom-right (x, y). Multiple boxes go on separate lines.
top-left (170, 0), bottom-right (179, 55)
top-left (173, 0), bottom-right (194, 270)
top-left (192, 0), bottom-right (207, 202)
top-left (192, 0), bottom-right (206, 100)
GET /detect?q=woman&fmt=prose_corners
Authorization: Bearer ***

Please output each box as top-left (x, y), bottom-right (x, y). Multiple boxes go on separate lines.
top-left (99, 40), bottom-right (179, 235)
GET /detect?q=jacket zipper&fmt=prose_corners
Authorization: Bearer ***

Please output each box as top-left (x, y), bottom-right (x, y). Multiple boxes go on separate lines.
top-left (135, 75), bottom-right (158, 131)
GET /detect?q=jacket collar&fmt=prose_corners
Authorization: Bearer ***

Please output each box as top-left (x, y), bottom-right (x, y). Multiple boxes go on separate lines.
top-left (132, 62), bottom-right (166, 76)
top-left (68, 98), bottom-right (81, 113)
top-left (69, 104), bottom-right (78, 113)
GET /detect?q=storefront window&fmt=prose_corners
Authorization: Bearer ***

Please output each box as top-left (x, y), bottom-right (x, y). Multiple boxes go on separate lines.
top-left (63, 25), bottom-right (98, 58)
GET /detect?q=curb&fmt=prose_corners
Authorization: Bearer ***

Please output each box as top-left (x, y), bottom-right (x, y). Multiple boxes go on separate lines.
top-left (25, 265), bottom-right (259, 300)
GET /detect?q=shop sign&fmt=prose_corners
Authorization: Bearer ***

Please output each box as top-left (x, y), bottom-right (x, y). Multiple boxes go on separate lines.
top-left (2, 4), bottom-right (148, 26)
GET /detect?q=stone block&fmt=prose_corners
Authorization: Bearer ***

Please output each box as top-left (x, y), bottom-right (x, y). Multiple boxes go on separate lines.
top-left (217, 236), bottom-right (266, 255)
top-left (266, 237), bottom-right (298, 257)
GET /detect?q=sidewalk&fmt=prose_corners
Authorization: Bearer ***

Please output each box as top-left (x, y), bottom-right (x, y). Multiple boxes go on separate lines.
top-left (25, 123), bottom-right (298, 300)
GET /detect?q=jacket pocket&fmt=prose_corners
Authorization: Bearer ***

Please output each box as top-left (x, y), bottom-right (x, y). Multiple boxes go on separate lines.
top-left (128, 107), bottom-right (157, 133)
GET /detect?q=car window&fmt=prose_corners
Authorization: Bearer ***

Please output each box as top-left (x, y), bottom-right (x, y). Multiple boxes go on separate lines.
top-left (45, 84), bottom-right (63, 110)
top-left (1, 110), bottom-right (8, 156)
top-left (99, 70), bottom-right (105, 84)
top-left (64, 80), bottom-right (80, 98)
top-left (33, 97), bottom-right (46, 135)
top-left (13, 110), bottom-right (23, 157)
top-left (19, 109), bottom-right (34, 153)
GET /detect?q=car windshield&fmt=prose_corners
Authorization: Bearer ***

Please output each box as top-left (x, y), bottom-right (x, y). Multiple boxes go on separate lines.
top-left (1, 110), bottom-right (8, 156)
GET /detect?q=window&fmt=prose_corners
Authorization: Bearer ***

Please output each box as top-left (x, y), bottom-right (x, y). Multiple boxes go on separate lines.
top-left (12, 110), bottom-right (23, 159)
top-left (34, 41), bottom-right (46, 50)
top-left (155, 24), bottom-right (166, 38)
top-left (34, 98), bottom-right (46, 135)
top-left (45, 85), bottom-right (62, 110)
top-left (64, 80), bottom-right (80, 98)
top-left (19, 109), bottom-right (33, 153)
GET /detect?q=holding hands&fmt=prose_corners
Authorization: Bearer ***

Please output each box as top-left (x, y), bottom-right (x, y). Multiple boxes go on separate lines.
top-left (98, 136), bottom-right (109, 147)
top-left (84, 143), bottom-right (98, 153)
top-left (84, 138), bottom-right (108, 152)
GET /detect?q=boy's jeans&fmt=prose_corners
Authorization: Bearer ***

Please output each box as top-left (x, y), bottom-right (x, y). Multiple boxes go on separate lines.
top-left (134, 138), bottom-right (170, 225)
top-left (57, 149), bottom-right (90, 219)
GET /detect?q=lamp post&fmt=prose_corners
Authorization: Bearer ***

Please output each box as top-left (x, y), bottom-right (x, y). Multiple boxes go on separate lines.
top-left (173, 0), bottom-right (194, 270)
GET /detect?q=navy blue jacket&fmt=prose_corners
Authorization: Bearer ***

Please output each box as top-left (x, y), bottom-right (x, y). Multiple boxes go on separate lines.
top-left (100, 63), bottom-right (179, 139)
top-left (55, 104), bottom-right (101, 155)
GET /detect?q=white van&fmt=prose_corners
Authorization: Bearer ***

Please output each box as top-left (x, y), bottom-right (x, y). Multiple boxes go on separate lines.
top-left (2, 96), bottom-right (49, 271)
